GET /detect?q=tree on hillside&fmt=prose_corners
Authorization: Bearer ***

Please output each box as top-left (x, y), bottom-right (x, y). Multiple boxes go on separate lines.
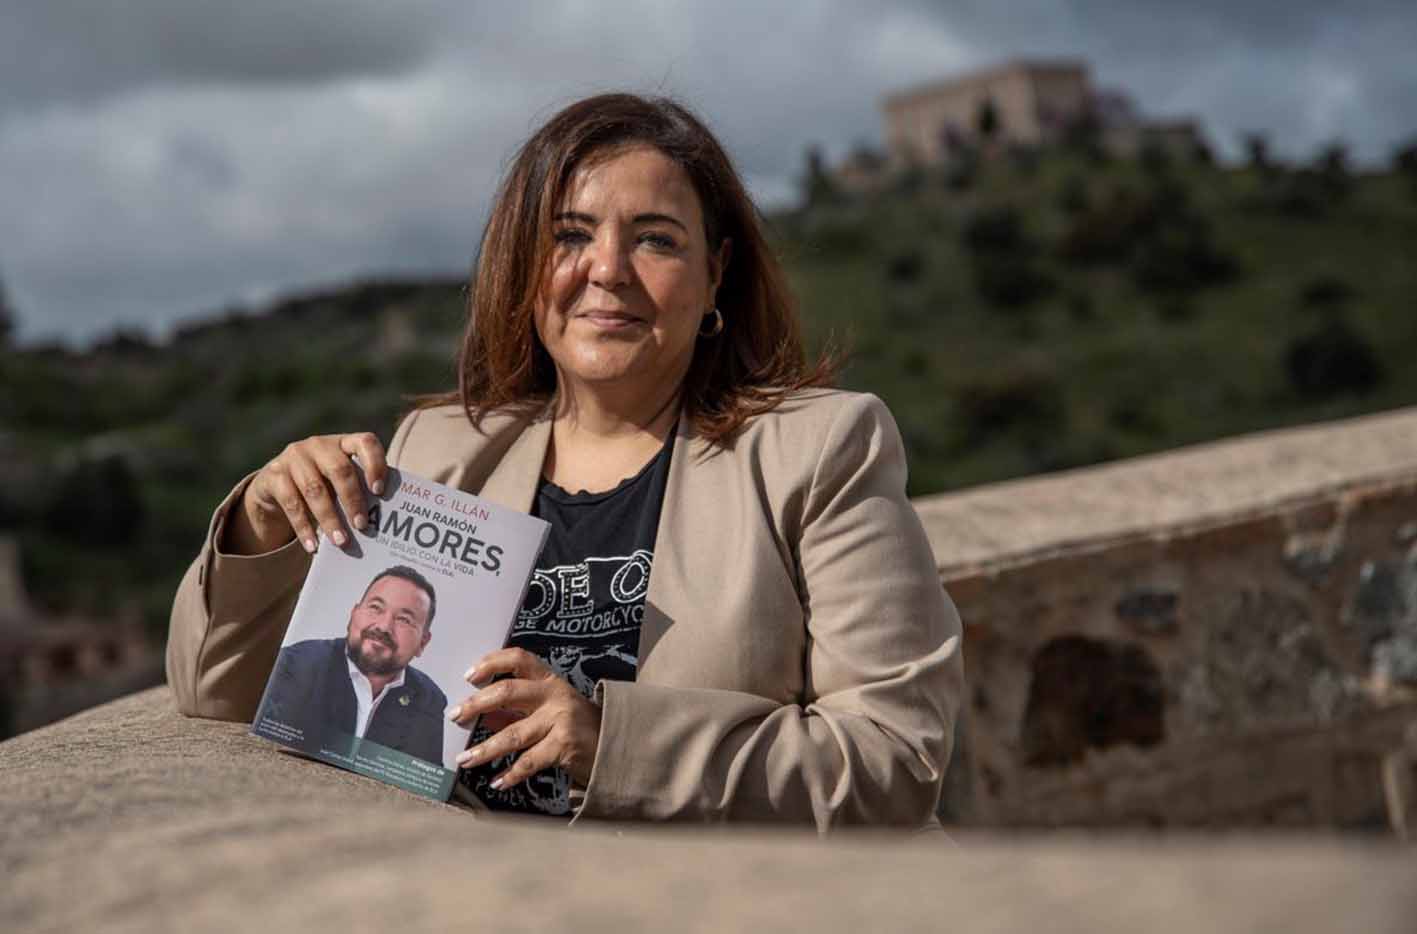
top-left (1393, 139), bottom-right (1417, 199)
top-left (46, 454), bottom-right (146, 546)
top-left (975, 97), bottom-right (1000, 142)
top-left (1285, 275), bottom-right (1382, 400)
top-left (1395, 140), bottom-right (1417, 175)
top-left (1061, 108), bottom-right (1106, 163)
top-left (1245, 133), bottom-right (1272, 173)
top-left (1317, 141), bottom-right (1352, 202)
top-left (800, 144), bottom-right (838, 208)
top-left (0, 274), bottom-right (13, 347)
top-left (961, 206), bottom-right (1053, 311)
top-left (1138, 137), bottom-right (1171, 178)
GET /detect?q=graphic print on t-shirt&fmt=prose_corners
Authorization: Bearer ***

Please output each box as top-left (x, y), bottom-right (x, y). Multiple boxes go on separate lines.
top-left (462, 551), bottom-right (651, 815)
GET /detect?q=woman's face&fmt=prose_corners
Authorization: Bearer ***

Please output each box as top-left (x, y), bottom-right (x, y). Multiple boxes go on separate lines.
top-left (535, 145), bottom-right (727, 404)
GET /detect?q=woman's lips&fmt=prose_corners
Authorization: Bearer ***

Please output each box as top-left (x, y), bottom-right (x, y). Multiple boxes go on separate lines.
top-left (576, 310), bottom-right (645, 329)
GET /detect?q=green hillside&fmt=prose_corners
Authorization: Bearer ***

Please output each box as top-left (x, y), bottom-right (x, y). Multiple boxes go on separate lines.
top-left (2, 147), bottom-right (1416, 638)
top-left (783, 147), bottom-right (1417, 493)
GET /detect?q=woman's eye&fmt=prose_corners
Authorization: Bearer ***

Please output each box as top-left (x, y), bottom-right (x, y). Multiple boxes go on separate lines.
top-left (641, 232), bottom-right (678, 250)
top-left (554, 228), bottom-right (591, 246)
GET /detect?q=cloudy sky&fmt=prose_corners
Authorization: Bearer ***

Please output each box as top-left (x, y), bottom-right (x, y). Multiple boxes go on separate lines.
top-left (3, 0), bottom-right (1414, 345)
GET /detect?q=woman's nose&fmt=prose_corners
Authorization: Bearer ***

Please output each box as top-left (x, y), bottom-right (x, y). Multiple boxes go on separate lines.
top-left (586, 232), bottom-right (631, 289)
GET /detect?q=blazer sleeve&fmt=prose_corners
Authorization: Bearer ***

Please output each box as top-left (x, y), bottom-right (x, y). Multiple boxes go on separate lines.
top-left (166, 416), bottom-right (421, 720)
top-left (578, 394), bottom-right (964, 830)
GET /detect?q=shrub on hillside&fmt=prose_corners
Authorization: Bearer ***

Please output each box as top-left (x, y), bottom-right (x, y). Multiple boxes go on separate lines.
top-left (1300, 276), bottom-right (1356, 310)
top-left (886, 250), bottom-right (925, 283)
top-left (973, 254), bottom-right (1055, 309)
top-left (1138, 139), bottom-right (1171, 178)
top-left (45, 454), bottom-right (145, 546)
top-left (1008, 144), bottom-right (1041, 177)
top-left (801, 210), bottom-right (872, 256)
top-left (1058, 174), bottom-right (1090, 216)
top-left (1245, 133), bottom-right (1273, 174)
top-left (1395, 140), bottom-right (1417, 176)
top-left (1057, 179), bottom-right (1237, 299)
top-left (1056, 187), bottom-right (1161, 265)
top-left (0, 276), bottom-right (14, 347)
top-left (963, 206), bottom-right (1032, 254)
top-left (800, 144), bottom-right (839, 208)
top-left (1250, 165), bottom-right (1350, 219)
top-left (1065, 290), bottom-right (1096, 322)
top-left (962, 207), bottom-right (1053, 309)
top-left (1317, 142), bottom-right (1352, 202)
top-left (953, 368), bottom-right (1064, 444)
top-left (1284, 318), bottom-right (1384, 400)
top-left (1131, 220), bottom-right (1239, 295)
top-left (1062, 110), bottom-right (1107, 163)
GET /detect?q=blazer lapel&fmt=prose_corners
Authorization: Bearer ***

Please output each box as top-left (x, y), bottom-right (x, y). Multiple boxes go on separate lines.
top-left (368, 683), bottom-right (415, 751)
top-left (473, 413), bottom-right (551, 514)
top-left (324, 640), bottom-right (358, 736)
top-left (640, 409), bottom-right (717, 676)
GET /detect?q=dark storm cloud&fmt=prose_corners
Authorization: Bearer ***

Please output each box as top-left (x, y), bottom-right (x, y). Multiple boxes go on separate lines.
top-left (0, 1), bottom-right (454, 118)
top-left (1, 0), bottom-right (1413, 344)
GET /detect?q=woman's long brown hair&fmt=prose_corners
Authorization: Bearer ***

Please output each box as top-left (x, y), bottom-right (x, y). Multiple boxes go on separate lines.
top-left (426, 93), bottom-right (836, 445)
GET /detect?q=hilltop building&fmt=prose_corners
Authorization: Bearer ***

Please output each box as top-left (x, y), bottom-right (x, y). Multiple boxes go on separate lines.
top-left (832, 59), bottom-right (1205, 193)
top-left (884, 59), bottom-right (1094, 162)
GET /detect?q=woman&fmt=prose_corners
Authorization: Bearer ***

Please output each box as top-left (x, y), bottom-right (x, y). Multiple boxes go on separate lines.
top-left (167, 93), bottom-right (963, 830)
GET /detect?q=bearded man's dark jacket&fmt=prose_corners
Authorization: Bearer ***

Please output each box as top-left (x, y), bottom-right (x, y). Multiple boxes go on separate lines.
top-left (257, 637), bottom-right (448, 763)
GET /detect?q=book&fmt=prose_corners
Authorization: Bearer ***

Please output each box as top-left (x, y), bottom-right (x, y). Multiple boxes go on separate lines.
top-left (249, 467), bottom-right (549, 800)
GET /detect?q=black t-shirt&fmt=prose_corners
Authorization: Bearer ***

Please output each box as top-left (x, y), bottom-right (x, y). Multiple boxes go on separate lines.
top-left (456, 432), bottom-right (673, 815)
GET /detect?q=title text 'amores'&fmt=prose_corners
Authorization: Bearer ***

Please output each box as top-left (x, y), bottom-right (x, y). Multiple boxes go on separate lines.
top-left (367, 503), bottom-right (503, 573)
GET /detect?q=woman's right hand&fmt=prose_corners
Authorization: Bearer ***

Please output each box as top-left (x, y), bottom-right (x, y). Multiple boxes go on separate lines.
top-left (223, 432), bottom-right (389, 556)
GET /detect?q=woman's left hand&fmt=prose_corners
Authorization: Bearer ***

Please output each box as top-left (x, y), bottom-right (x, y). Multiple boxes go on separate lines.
top-left (450, 647), bottom-right (602, 788)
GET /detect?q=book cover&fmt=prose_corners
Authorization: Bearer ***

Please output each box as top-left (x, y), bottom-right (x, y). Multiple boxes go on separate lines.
top-left (249, 467), bottom-right (549, 800)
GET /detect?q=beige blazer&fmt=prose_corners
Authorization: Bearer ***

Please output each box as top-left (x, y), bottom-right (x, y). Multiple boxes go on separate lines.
top-left (167, 389), bottom-right (963, 830)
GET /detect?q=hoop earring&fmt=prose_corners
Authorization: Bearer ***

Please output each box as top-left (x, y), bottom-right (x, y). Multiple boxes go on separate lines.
top-left (699, 307), bottom-right (724, 338)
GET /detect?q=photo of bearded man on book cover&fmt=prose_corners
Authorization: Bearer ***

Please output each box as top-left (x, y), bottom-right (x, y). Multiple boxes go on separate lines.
top-left (258, 564), bottom-right (448, 764)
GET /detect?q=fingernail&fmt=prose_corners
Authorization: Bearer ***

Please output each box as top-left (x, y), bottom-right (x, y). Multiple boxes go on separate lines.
top-left (463, 665), bottom-right (479, 683)
top-left (332, 530), bottom-right (347, 546)
top-left (303, 538), bottom-right (316, 554)
top-left (446, 704), bottom-right (461, 722)
top-left (372, 480), bottom-right (384, 495)
top-left (353, 514), bottom-right (367, 530)
top-left (489, 778), bottom-right (505, 791)
top-left (455, 750), bottom-right (474, 767)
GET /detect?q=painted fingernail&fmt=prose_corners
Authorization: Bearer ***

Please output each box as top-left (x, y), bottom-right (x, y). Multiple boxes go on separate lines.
top-left (446, 704), bottom-right (462, 722)
top-left (372, 480), bottom-right (384, 495)
top-left (463, 666), bottom-right (479, 683)
top-left (489, 778), bottom-right (505, 791)
top-left (302, 538), bottom-right (316, 554)
top-left (332, 530), bottom-right (347, 546)
top-left (456, 750), bottom-right (474, 767)
top-left (353, 513), bottom-right (367, 530)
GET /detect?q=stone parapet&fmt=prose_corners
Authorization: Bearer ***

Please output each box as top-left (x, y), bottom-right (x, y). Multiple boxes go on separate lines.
top-left (918, 407), bottom-right (1417, 828)
top-left (3, 689), bottom-right (1414, 932)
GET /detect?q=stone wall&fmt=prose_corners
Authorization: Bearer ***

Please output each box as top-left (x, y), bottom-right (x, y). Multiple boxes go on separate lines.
top-left (920, 407), bottom-right (1417, 830)
top-left (6, 410), bottom-right (1417, 930)
top-left (3, 689), bottom-right (1414, 932)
